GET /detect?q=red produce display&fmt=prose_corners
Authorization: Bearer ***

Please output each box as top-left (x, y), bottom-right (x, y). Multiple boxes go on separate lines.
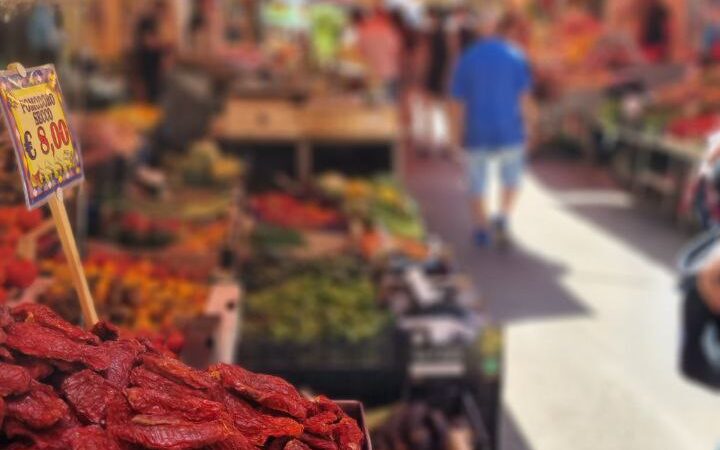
top-left (251, 193), bottom-right (343, 230)
top-left (667, 113), bottom-right (720, 139)
top-left (0, 303), bottom-right (365, 450)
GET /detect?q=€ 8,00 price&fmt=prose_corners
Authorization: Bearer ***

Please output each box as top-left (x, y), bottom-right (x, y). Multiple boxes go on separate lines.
top-left (23, 118), bottom-right (72, 160)
top-left (8, 84), bottom-right (81, 190)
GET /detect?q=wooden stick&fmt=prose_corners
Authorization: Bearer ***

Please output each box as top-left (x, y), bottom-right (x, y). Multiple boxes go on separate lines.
top-left (47, 190), bottom-right (98, 327)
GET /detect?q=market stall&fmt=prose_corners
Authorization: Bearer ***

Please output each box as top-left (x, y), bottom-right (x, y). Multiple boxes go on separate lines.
top-left (213, 97), bottom-right (401, 182)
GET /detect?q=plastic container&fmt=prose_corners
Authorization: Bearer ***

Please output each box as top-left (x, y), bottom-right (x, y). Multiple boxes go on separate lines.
top-left (237, 327), bottom-right (409, 407)
top-left (337, 400), bottom-right (373, 450)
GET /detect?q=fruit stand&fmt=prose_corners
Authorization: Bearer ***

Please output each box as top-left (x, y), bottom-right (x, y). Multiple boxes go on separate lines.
top-left (595, 70), bottom-right (720, 223)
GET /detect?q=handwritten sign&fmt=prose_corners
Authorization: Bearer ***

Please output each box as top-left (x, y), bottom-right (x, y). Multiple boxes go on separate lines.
top-left (0, 64), bottom-right (83, 209)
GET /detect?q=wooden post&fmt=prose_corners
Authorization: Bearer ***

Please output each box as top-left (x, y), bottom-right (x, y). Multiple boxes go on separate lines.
top-left (47, 190), bottom-right (99, 326)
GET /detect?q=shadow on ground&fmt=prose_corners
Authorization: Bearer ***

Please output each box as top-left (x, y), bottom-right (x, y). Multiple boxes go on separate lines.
top-left (405, 156), bottom-right (589, 324)
top-left (530, 158), bottom-right (691, 271)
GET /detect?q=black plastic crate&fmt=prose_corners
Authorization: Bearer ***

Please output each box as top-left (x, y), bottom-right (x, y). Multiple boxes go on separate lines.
top-left (236, 327), bottom-right (409, 407)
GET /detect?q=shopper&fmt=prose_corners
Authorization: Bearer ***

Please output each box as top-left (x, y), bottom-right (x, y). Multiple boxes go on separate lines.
top-left (27, 4), bottom-right (63, 65)
top-left (134, 0), bottom-right (173, 102)
top-left (451, 6), bottom-right (477, 54)
top-left (413, 8), bottom-right (452, 156)
top-left (424, 9), bottom-right (450, 101)
top-left (449, 6), bottom-right (534, 248)
top-left (357, 3), bottom-right (402, 101)
top-left (639, 0), bottom-right (671, 63)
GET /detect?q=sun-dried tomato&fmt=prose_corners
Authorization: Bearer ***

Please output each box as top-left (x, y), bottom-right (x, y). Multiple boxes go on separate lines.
top-left (211, 363), bottom-right (310, 419)
top-left (222, 390), bottom-right (303, 446)
top-left (3, 417), bottom-right (69, 450)
top-left (107, 397), bottom-right (230, 450)
top-left (129, 366), bottom-right (210, 400)
top-left (0, 305), bottom-right (12, 327)
top-left (309, 396), bottom-right (344, 418)
top-left (101, 339), bottom-right (143, 389)
top-left (304, 411), bottom-right (339, 437)
top-left (11, 304), bottom-right (99, 345)
top-left (126, 387), bottom-right (223, 422)
top-left (141, 354), bottom-right (214, 390)
top-left (207, 431), bottom-right (257, 450)
top-left (0, 305), bottom-right (367, 450)
top-left (6, 381), bottom-right (69, 429)
top-left (62, 370), bottom-right (119, 424)
top-left (63, 425), bottom-right (122, 450)
top-left (0, 362), bottom-right (31, 397)
top-left (0, 345), bottom-right (14, 361)
top-left (332, 416), bottom-right (364, 450)
top-left (13, 357), bottom-right (54, 381)
top-left (5, 322), bottom-right (109, 371)
top-left (285, 439), bottom-right (313, 450)
top-left (299, 432), bottom-right (339, 450)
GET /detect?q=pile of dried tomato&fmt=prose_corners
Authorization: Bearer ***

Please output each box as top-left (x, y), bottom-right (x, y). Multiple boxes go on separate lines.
top-left (0, 303), bottom-right (364, 450)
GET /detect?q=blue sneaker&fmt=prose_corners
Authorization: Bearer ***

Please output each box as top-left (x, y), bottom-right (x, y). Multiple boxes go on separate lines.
top-left (493, 216), bottom-right (511, 249)
top-left (473, 229), bottom-right (491, 247)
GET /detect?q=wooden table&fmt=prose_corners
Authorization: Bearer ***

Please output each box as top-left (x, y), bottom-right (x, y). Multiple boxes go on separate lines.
top-left (213, 98), bottom-right (401, 181)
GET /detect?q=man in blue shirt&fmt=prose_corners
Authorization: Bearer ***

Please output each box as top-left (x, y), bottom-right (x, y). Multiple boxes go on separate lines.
top-left (450, 8), bottom-right (533, 248)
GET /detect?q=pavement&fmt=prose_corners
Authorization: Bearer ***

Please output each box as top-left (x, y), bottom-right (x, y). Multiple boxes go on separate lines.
top-left (404, 154), bottom-right (719, 450)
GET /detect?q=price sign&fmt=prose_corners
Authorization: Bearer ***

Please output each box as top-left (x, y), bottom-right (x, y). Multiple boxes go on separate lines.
top-left (0, 62), bottom-right (97, 327)
top-left (0, 64), bottom-right (83, 209)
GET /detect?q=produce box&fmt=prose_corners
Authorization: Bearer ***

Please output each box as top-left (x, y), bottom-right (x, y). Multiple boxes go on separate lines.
top-left (237, 327), bottom-right (409, 408)
top-left (337, 401), bottom-right (373, 450)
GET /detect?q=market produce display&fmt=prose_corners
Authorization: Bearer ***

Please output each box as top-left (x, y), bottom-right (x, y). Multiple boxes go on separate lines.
top-left (39, 253), bottom-right (208, 331)
top-left (317, 174), bottom-right (425, 240)
top-left (251, 224), bottom-right (305, 252)
top-left (0, 206), bottom-right (46, 257)
top-left (358, 231), bottom-right (429, 262)
top-left (116, 212), bottom-right (180, 248)
top-left (251, 192), bottom-right (343, 230)
top-left (0, 206), bottom-right (44, 302)
top-left (244, 256), bottom-right (388, 344)
top-left (0, 303), bottom-right (365, 450)
top-left (179, 140), bottom-right (245, 187)
top-left (667, 113), bottom-right (720, 140)
top-left (104, 103), bottom-right (162, 132)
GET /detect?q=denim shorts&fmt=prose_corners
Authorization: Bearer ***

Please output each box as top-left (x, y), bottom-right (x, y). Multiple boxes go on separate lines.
top-left (465, 146), bottom-right (525, 195)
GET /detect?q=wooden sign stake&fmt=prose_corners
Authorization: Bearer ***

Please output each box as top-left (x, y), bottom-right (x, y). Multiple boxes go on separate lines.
top-left (47, 189), bottom-right (98, 326)
top-left (3, 62), bottom-right (98, 327)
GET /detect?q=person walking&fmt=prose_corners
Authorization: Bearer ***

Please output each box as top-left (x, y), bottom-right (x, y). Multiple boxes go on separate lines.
top-left (449, 6), bottom-right (534, 248)
top-left (357, 3), bottom-right (402, 101)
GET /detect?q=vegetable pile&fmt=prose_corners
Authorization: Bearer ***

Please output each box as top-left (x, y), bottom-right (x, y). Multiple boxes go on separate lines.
top-left (251, 193), bottom-right (343, 230)
top-left (244, 257), bottom-right (389, 344)
top-left (0, 207), bottom-right (43, 302)
top-left (0, 303), bottom-right (365, 450)
top-left (116, 212), bottom-right (180, 248)
top-left (316, 174), bottom-right (425, 240)
top-left (39, 253), bottom-right (209, 331)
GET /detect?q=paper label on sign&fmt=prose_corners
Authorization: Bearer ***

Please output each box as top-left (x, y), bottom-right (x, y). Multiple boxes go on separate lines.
top-left (0, 64), bottom-right (83, 208)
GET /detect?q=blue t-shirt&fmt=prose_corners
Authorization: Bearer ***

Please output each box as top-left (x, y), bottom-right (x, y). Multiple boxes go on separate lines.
top-left (451, 38), bottom-right (532, 149)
